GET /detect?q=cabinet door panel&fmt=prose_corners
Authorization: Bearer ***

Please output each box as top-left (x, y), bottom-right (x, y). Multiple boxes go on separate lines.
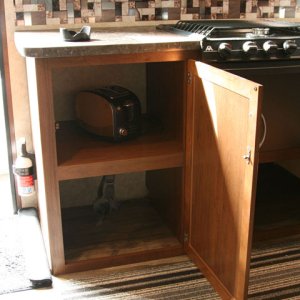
top-left (185, 60), bottom-right (262, 300)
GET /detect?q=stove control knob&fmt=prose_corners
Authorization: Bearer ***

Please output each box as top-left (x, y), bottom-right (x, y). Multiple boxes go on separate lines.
top-left (218, 43), bottom-right (232, 58)
top-left (283, 40), bottom-right (297, 54)
top-left (263, 40), bottom-right (278, 54)
top-left (243, 41), bottom-right (258, 55)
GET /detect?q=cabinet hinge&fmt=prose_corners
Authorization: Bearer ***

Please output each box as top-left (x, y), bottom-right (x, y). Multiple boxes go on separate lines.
top-left (184, 232), bottom-right (189, 242)
top-left (187, 72), bottom-right (192, 85)
top-left (55, 122), bottom-right (60, 130)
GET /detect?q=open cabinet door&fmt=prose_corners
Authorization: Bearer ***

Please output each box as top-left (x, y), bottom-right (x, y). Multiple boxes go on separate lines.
top-left (185, 60), bottom-right (262, 300)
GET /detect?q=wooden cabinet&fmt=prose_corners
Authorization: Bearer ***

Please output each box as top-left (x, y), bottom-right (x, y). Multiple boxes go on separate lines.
top-left (26, 49), bottom-right (300, 299)
top-left (26, 50), bottom-right (200, 275)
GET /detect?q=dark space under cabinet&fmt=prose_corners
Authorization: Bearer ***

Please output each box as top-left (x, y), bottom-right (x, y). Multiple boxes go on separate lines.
top-left (254, 163), bottom-right (300, 242)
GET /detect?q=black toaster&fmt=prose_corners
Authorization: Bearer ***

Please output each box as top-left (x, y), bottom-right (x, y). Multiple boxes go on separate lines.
top-left (75, 86), bottom-right (141, 142)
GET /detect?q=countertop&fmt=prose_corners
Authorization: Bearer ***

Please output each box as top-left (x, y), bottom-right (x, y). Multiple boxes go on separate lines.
top-left (14, 26), bottom-right (202, 58)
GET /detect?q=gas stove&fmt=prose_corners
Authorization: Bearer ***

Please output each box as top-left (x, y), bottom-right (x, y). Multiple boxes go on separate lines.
top-left (157, 20), bottom-right (300, 62)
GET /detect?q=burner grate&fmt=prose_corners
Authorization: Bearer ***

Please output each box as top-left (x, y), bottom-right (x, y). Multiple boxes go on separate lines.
top-left (163, 20), bottom-right (300, 37)
top-left (170, 20), bottom-right (264, 36)
top-left (173, 21), bottom-right (215, 36)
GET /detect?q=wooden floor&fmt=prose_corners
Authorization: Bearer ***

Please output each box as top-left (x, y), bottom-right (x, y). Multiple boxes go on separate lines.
top-left (253, 163), bottom-right (300, 242)
top-left (62, 198), bottom-right (181, 262)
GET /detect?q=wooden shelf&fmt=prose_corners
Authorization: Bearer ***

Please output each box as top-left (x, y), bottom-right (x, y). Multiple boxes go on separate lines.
top-left (56, 121), bottom-right (183, 180)
top-left (62, 198), bottom-right (182, 265)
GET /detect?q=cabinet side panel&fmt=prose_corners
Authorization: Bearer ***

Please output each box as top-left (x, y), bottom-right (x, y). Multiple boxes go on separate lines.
top-left (26, 58), bottom-right (65, 274)
top-left (146, 61), bottom-right (185, 142)
top-left (146, 168), bottom-right (184, 241)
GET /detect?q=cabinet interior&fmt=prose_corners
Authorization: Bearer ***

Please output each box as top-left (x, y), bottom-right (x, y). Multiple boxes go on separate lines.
top-left (253, 161), bottom-right (300, 243)
top-left (60, 168), bottom-right (183, 265)
top-left (228, 67), bottom-right (300, 163)
top-left (53, 61), bottom-right (186, 268)
top-left (53, 61), bottom-right (185, 181)
top-left (228, 68), bottom-right (300, 243)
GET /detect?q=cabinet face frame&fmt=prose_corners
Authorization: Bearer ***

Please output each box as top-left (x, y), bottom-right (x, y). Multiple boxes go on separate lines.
top-left (25, 50), bottom-right (200, 275)
top-left (184, 60), bottom-right (262, 300)
top-left (26, 57), bottom-right (65, 274)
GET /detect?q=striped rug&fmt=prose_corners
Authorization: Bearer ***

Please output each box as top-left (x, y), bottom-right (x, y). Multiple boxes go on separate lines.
top-left (58, 236), bottom-right (300, 300)
top-left (248, 237), bottom-right (300, 299)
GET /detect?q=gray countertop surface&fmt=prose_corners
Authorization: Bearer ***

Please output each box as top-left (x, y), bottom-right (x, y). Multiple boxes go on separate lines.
top-left (14, 26), bottom-right (202, 58)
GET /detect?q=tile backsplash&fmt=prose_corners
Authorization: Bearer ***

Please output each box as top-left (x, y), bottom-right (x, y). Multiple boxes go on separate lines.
top-left (14, 0), bottom-right (300, 26)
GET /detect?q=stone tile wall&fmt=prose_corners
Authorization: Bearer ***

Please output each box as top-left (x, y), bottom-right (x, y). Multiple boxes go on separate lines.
top-left (14, 0), bottom-right (300, 26)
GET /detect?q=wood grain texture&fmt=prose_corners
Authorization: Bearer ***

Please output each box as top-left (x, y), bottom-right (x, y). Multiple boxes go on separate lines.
top-left (184, 60), bottom-right (262, 300)
top-left (26, 58), bottom-right (65, 274)
top-left (62, 199), bottom-right (182, 265)
top-left (56, 121), bottom-right (183, 180)
top-left (26, 50), bottom-right (196, 275)
top-left (146, 61), bottom-right (186, 142)
top-left (0, 3), bottom-right (20, 207)
top-left (64, 246), bottom-right (185, 274)
top-left (146, 168), bottom-right (184, 241)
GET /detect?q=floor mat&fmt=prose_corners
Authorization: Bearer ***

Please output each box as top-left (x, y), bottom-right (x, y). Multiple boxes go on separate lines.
top-left (0, 215), bottom-right (33, 295)
top-left (57, 256), bottom-right (218, 300)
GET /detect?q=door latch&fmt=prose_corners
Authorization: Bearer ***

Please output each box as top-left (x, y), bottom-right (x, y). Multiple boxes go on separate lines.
top-left (242, 146), bottom-right (251, 164)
